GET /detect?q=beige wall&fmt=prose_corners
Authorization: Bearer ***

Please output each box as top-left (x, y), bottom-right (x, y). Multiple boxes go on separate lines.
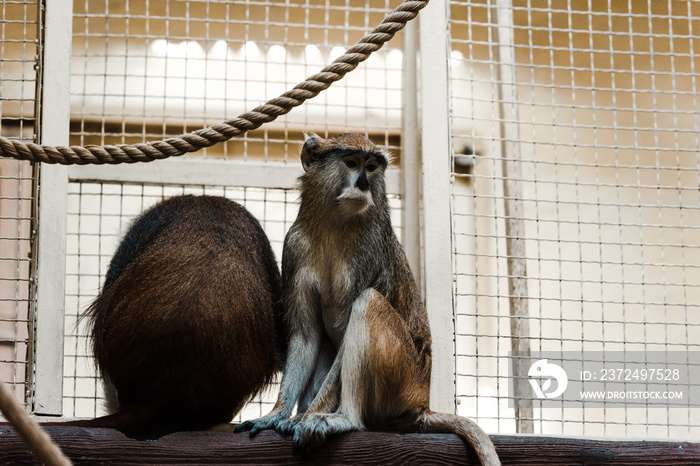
top-left (451, 0), bottom-right (700, 437)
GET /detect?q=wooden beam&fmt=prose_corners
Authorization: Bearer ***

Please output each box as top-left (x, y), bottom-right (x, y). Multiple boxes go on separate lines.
top-left (1, 425), bottom-right (699, 465)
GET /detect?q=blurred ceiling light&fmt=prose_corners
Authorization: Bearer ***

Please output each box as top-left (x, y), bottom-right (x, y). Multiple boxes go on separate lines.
top-left (387, 49), bottom-right (403, 67)
top-left (268, 44), bottom-right (286, 63)
top-left (245, 41), bottom-right (261, 59)
top-left (185, 41), bottom-right (205, 58)
top-left (330, 45), bottom-right (346, 59)
top-left (305, 44), bottom-right (323, 64)
top-left (151, 39), bottom-right (168, 56)
top-left (210, 39), bottom-right (229, 59)
top-left (150, 39), bottom-right (205, 59)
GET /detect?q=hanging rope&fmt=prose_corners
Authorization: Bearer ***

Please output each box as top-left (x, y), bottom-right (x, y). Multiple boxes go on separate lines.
top-left (0, 0), bottom-right (429, 165)
top-left (0, 383), bottom-right (72, 466)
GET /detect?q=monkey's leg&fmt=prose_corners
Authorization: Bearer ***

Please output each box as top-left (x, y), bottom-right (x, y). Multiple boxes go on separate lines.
top-left (235, 329), bottom-right (323, 435)
top-left (293, 288), bottom-right (425, 454)
top-left (276, 336), bottom-right (337, 435)
top-left (297, 336), bottom-right (336, 413)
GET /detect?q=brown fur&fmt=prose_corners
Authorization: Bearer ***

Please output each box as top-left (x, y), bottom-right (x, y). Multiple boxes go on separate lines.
top-left (307, 132), bottom-right (380, 156)
top-left (75, 195), bottom-right (284, 438)
top-left (237, 134), bottom-right (500, 465)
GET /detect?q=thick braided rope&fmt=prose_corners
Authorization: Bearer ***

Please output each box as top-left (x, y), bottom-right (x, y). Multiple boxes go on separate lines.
top-left (0, 383), bottom-right (72, 465)
top-left (0, 0), bottom-right (429, 165)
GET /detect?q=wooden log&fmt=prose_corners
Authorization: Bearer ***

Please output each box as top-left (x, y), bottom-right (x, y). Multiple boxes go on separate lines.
top-left (1, 424), bottom-right (699, 465)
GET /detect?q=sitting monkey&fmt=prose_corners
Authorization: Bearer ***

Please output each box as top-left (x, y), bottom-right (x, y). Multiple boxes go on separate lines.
top-left (237, 134), bottom-right (500, 465)
top-left (82, 195), bottom-right (285, 438)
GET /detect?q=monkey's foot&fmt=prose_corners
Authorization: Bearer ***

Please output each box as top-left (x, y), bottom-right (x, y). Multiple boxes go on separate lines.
top-left (276, 413), bottom-right (303, 436)
top-left (234, 412), bottom-right (290, 436)
top-left (292, 413), bottom-right (362, 457)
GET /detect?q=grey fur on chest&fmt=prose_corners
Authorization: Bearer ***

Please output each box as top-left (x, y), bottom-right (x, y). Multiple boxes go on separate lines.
top-left (297, 227), bottom-right (390, 347)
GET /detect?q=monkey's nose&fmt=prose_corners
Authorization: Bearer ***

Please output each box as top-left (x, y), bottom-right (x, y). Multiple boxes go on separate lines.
top-left (356, 172), bottom-right (370, 191)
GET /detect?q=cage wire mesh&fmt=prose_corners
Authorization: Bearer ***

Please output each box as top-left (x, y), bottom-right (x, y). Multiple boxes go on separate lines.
top-left (0, 0), bottom-right (39, 411)
top-left (69, 0), bottom-right (403, 158)
top-left (64, 182), bottom-right (299, 419)
top-left (64, 0), bottom-right (405, 419)
top-left (64, 181), bottom-right (403, 419)
top-left (450, 0), bottom-right (700, 439)
top-left (35, 0), bottom-right (700, 440)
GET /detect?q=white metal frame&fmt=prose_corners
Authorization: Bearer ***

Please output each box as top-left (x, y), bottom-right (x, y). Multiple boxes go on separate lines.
top-left (67, 158), bottom-right (403, 195)
top-left (30, 0), bottom-right (457, 418)
top-left (419, 0), bottom-right (457, 414)
top-left (401, 20), bottom-right (422, 286)
top-left (33, 0), bottom-right (72, 416)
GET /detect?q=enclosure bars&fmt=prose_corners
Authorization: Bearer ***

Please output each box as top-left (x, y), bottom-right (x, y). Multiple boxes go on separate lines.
top-left (418, 0), bottom-right (534, 424)
top-left (24, 0), bottom-right (475, 421)
top-left (419, 0), bottom-right (457, 414)
top-left (494, 0), bottom-right (533, 433)
top-left (401, 20), bottom-right (422, 289)
top-left (32, 0), bottom-right (72, 416)
top-left (22, 0), bottom-right (426, 416)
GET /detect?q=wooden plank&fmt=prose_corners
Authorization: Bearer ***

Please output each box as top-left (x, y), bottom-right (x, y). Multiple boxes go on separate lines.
top-left (4, 425), bottom-right (480, 465)
top-left (1, 425), bottom-right (699, 465)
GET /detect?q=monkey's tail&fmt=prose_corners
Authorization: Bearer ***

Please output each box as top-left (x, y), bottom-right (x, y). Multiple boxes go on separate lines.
top-left (60, 406), bottom-right (173, 439)
top-left (418, 410), bottom-right (501, 466)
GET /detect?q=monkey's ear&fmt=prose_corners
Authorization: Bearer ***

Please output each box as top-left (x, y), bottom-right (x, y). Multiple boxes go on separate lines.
top-left (301, 134), bottom-right (322, 172)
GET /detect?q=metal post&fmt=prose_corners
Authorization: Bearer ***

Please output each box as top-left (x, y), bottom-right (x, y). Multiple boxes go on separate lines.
top-left (494, 0), bottom-right (533, 433)
top-left (33, 0), bottom-right (72, 416)
top-left (419, 0), bottom-right (456, 414)
top-left (401, 20), bottom-right (422, 289)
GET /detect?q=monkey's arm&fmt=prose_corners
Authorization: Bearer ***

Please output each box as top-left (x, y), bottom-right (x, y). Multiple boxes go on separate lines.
top-left (301, 350), bottom-right (341, 416)
top-left (268, 340), bottom-right (340, 437)
top-left (234, 329), bottom-right (322, 435)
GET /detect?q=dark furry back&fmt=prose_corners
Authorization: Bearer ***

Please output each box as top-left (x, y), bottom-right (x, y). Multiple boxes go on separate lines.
top-left (83, 195), bottom-right (285, 437)
top-left (101, 195), bottom-right (197, 290)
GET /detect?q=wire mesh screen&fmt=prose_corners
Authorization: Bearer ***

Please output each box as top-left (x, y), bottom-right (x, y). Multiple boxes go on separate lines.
top-left (0, 0), bottom-right (39, 409)
top-left (450, 0), bottom-right (700, 439)
top-left (63, 182), bottom-right (403, 419)
top-left (65, 0), bottom-right (405, 419)
top-left (63, 182), bottom-right (298, 419)
top-left (70, 0), bottom-right (404, 158)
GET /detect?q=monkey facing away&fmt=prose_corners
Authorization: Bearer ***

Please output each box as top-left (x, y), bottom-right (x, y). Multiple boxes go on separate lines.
top-left (236, 134), bottom-right (500, 465)
top-left (78, 195), bottom-right (285, 438)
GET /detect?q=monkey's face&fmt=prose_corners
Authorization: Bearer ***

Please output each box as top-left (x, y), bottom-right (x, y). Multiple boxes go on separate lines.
top-left (334, 152), bottom-right (384, 215)
top-left (300, 134), bottom-right (389, 217)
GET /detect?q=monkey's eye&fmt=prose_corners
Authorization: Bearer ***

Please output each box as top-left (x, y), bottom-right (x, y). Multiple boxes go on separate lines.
top-left (365, 162), bottom-right (379, 173)
top-left (344, 158), bottom-right (359, 169)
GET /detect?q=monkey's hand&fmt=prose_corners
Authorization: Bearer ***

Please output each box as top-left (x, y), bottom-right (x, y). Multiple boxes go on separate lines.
top-left (292, 413), bottom-right (359, 457)
top-left (292, 414), bottom-right (330, 457)
top-left (234, 412), bottom-right (291, 436)
top-left (276, 413), bottom-right (303, 436)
